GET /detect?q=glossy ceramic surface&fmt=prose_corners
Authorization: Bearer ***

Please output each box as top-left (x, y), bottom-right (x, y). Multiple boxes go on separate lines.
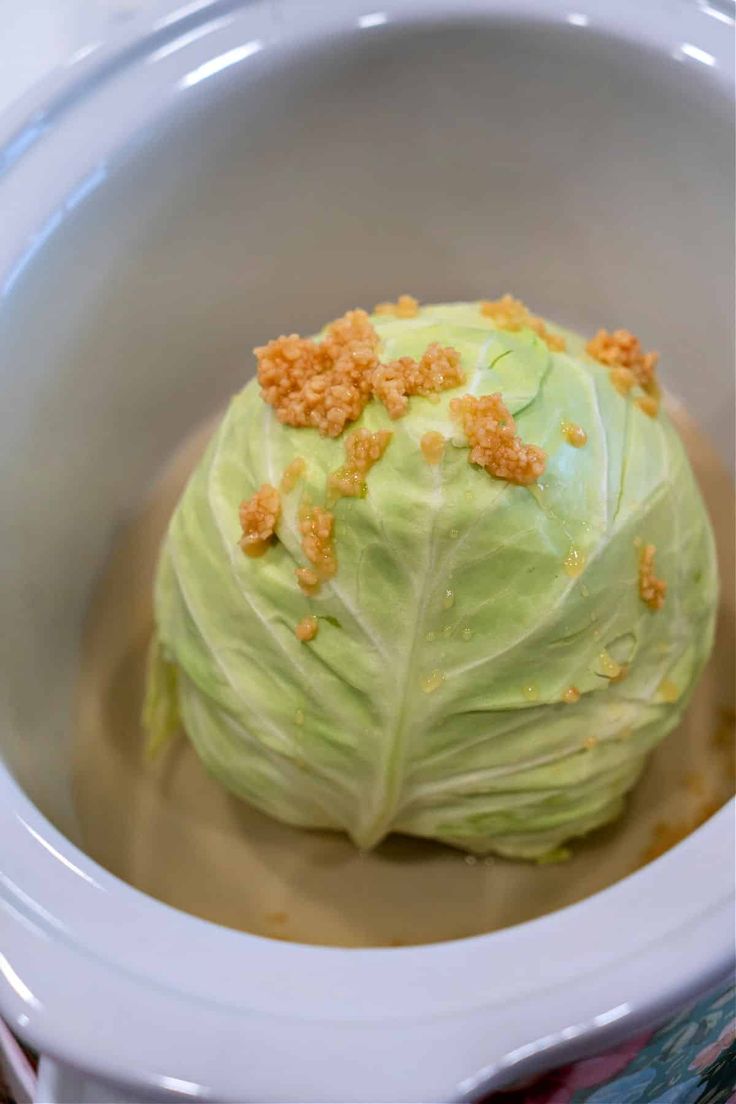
top-left (0, 2), bottom-right (733, 1101)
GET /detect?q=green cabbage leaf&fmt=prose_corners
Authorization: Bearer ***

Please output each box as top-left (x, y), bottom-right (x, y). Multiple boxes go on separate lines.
top-left (146, 303), bottom-right (717, 858)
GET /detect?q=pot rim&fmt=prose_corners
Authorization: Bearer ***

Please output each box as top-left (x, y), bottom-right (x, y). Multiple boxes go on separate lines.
top-left (0, 2), bottom-right (733, 1100)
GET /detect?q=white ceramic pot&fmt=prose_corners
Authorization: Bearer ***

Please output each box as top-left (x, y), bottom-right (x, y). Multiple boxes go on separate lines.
top-left (0, 2), bottom-right (733, 1101)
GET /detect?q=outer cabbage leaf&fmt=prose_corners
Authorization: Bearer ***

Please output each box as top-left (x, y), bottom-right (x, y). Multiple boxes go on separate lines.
top-left (147, 303), bottom-right (717, 857)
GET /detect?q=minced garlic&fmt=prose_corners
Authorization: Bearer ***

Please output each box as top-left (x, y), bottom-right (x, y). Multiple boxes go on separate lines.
top-left (257, 308), bottom-right (465, 432)
top-left (299, 504), bottom-right (337, 582)
top-left (238, 484), bottom-right (280, 557)
top-left (256, 309), bottom-right (380, 437)
top-left (586, 328), bottom-right (660, 415)
top-left (295, 616), bottom-right (318, 642)
top-left (638, 543), bottom-right (667, 610)
top-left (481, 294), bottom-right (566, 352)
top-left (450, 392), bottom-right (546, 485)
top-left (561, 421), bottom-right (587, 447)
top-left (372, 343), bottom-right (465, 419)
top-left (374, 294), bottom-right (420, 318)
top-left (636, 395), bottom-right (660, 419)
top-left (328, 429), bottom-right (392, 498)
top-left (281, 457), bottom-right (306, 492)
top-left (420, 431), bottom-right (446, 464)
top-left (296, 566), bottom-right (320, 594)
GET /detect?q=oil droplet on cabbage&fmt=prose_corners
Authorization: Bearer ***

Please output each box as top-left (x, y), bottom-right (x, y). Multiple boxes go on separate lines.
top-left (421, 669), bottom-right (445, 694)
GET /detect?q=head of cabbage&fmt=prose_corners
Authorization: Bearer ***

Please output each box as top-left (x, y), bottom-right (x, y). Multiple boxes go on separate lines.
top-left (145, 302), bottom-right (717, 859)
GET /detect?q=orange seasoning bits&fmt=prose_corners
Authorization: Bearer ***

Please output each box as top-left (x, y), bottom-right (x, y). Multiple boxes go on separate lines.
top-left (255, 309), bottom-right (380, 438)
top-left (328, 429), bottom-right (392, 499)
top-left (481, 294), bottom-right (566, 352)
top-left (451, 393), bottom-right (547, 485)
top-left (295, 567), bottom-right (320, 595)
top-left (372, 344), bottom-right (465, 419)
top-left (374, 294), bottom-right (420, 318)
top-left (420, 431), bottom-right (446, 465)
top-left (280, 457), bottom-right (306, 492)
top-left (238, 484), bottom-right (280, 557)
top-left (299, 504), bottom-right (337, 583)
top-left (638, 543), bottom-right (667, 611)
top-left (371, 359), bottom-right (415, 419)
top-left (295, 616), bottom-right (318, 643)
top-left (561, 421), bottom-right (587, 448)
top-left (586, 328), bottom-right (660, 415)
top-left (636, 394), bottom-right (660, 418)
top-left (257, 307), bottom-right (464, 429)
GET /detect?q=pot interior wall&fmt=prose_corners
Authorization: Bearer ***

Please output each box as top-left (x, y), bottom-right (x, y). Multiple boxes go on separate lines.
top-left (0, 16), bottom-right (732, 925)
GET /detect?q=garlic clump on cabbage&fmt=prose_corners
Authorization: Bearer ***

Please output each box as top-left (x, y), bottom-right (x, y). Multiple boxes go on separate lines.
top-left (145, 297), bottom-right (717, 859)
